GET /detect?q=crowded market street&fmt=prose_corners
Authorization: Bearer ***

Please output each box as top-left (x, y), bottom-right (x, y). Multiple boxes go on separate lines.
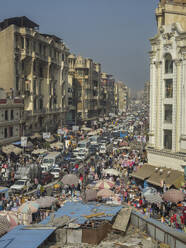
top-left (0, 102), bottom-right (185, 248)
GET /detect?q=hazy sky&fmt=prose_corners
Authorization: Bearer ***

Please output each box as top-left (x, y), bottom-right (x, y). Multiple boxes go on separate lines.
top-left (1, 0), bottom-right (159, 90)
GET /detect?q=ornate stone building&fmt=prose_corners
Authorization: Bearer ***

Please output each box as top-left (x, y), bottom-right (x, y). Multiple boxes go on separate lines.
top-left (114, 81), bottom-right (128, 114)
top-left (147, 0), bottom-right (186, 171)
top-left (0, 16), bottom-right (69, 135)
top-left (68, 54), bottom-right (101, 124)
top-left (100, 73), bottom-right (115, 115)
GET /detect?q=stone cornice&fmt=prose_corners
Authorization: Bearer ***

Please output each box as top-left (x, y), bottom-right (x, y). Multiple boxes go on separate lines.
top-left (147, 147), bottom-right (186, 159)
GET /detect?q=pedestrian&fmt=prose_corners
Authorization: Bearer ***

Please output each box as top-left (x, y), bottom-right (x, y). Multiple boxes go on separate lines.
top-left (40, 184), bottom-right (44, 196)
top-left (124, 190), bottom-right (128, 202)
top-left (37, 183), bottom-right (41, 198)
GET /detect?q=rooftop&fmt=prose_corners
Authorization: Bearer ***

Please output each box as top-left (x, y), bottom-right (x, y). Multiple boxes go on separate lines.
top-left (0, 16), bottom-right (39, 31)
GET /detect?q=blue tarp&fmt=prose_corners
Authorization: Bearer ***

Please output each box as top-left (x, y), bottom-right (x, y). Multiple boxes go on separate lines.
top-left (12, 141), bottom-right (21, 145)
top-left (41, 201), bottom-right (122, 225)
top-left (0, 201), bottom-right (122, 248)
top-left (120, 131), bottom-right (128, 138)
top-left (0, 225), bottom-right (55, 248)
top-left (0, 187), bottom-right (9, 194)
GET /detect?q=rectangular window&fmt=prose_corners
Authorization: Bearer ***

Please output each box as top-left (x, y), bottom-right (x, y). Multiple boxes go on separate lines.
top-left (77, 70), bottom-right (83, 76)
top-left (9, 127), bottom-right (13, 137)
top-left (43, 45), bottom-right (46, 56)
top-left (68, 97), bottom-right (73, 105)
top-left (39, 44), bottom-right (42, 54)
top-left (38, 80), bottom-right (42, 95)
top-left (22, 61), bottom-right (24, 72)
top-left (78, 90), bottom-right (82, 97)
top-left (164, 129), bottom-right (172, 150)
top-left (165, 79), bottom-right (173, 98)
top-left (39, 67), bottom-right (43, 78)
top-left (26, 38), bottom-right (29, 50)
top-left (33, 61), bottom-right (36, 73)
top-left (11, 110), bottom-right (14, 120)
top-left (49, 82), bottom-right (52, 95)
top-left (21, 36), bottom-right (24, 49)
top-left (164, 104), bottom-right (172, 123)
top-left (5, 110), bottom-right (8, 121)
top-left (16, 77), bottom-right (19, 91)
top-left (93, 80), bottom-right (98, 87)
top-left (34, 98), bottom-right (37, 111)
top-left (4, 128), bottom-right (7, 138)
top-left (33, 41), bottom-right (36, 51)
top-left (33, 80), bottom-right (36, 94)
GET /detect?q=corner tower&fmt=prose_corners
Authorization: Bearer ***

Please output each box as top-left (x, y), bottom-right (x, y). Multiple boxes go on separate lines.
top-left (156, 0), bottom-right (186, 30)
top-left (147, 0), bottom-right (186, 172)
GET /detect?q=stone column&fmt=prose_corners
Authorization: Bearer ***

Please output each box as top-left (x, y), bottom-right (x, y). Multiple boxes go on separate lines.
top-left (180, 55), bottom-right (186, 152)
top-left (159, 61), bottom-right (163, 149)
top-left (24, 36), bottom-right (26, 50)
top-left (149, 58), bottom-right (157, 147)
top-left (155, 61), bottom-right (162, 149)
top-left (175, 59), bottom-right (182, 152)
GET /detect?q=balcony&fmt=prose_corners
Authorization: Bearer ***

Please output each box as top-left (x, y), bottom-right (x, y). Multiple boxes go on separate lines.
top-left (24, 110), bottom-right (32, 118)
top-left (14, 47), bottom-right (20, 54)
top-left (21, 48), bottom-right (32, 58)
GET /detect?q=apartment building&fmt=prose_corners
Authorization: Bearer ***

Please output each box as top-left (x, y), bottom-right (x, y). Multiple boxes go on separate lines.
top-left (115, 81), bottom-right (128, 114)
top-left (147, 0), bottom-right (186, 171)
top-left (100, 73), bottom-right (115, 115)
top-left (0, 16), bottom-right (69, 135)
top-left (0, 89), bottom-right (24, 145)
top-left (68, 54), bottom-right (101, 124)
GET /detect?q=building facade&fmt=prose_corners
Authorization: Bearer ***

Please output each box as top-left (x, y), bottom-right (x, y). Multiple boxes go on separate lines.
top-left (0, 89), bottom-right (24, 145)
top-left (100, 73), bottom-right (115, 115)
top-left (68, 54), bottom-right (101, 124)
top-left (0, 16), bottom-right (69, 135)
top-left (114, 81), bottom-right (128, 114)
top-left (144, 81), bottom-right (150, 106)
top-left (147, 0), bottom-right (186, 171)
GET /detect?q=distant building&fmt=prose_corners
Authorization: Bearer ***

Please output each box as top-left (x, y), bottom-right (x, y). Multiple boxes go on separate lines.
top-left (68, 54), bottom-right (101, 124)
top-left (114, 81), bottom-right (128, 114)
top-left (147, 0), bottom-right (186, 171)
top-left (0, 89), bottom-right (24, 145)
top-left (0, 16), bottom-right (69, 135)
top-left (144, 81), bottom-right (150, 106)
top-left (100, 73), bottom-right (115, 115)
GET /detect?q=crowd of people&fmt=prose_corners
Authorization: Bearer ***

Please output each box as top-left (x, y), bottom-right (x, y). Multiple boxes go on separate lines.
top-left (0, 119), bottom-right (185, 233)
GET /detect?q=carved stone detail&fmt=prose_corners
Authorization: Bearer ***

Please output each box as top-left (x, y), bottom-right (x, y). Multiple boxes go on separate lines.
top-left (162, 32), bottom-right (174, 41)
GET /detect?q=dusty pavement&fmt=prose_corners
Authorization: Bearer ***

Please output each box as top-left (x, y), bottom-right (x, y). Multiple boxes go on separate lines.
top-left (46, 224), bottom-right (169, 248)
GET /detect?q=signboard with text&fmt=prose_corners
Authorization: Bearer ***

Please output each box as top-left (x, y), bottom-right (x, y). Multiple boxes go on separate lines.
top-left (21, 137), bottom-right (27, 147)
top-left (72, 126), bottom-right (79, 132)
top-left (57, 129), bottom-right (64, 135)
top-left (43, 132), bottom-right (51, 139)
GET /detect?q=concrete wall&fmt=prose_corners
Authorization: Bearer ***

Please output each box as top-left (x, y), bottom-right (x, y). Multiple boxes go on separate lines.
top-left (130, 210), bottom-right (186, 248)
top-left (0, 25), bottom-right (14, 90)
top-left (147, 150), bottom-right (184, 171)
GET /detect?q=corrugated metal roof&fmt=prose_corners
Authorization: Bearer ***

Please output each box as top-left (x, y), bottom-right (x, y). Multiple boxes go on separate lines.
top-left (41, 201), bottom-right (123, 225)
top-left (0, 187), bottom-right (9, 193)
top-left (0, 201), bottom-right (122, 248)
top-left (0, 225), bottom-right (55, 248)
top-left (131, 164), bottom-right (155, 180)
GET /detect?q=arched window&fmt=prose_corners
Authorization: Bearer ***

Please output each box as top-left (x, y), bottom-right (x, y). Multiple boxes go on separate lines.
top-left (165, 54), bottom-right (173, 74)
